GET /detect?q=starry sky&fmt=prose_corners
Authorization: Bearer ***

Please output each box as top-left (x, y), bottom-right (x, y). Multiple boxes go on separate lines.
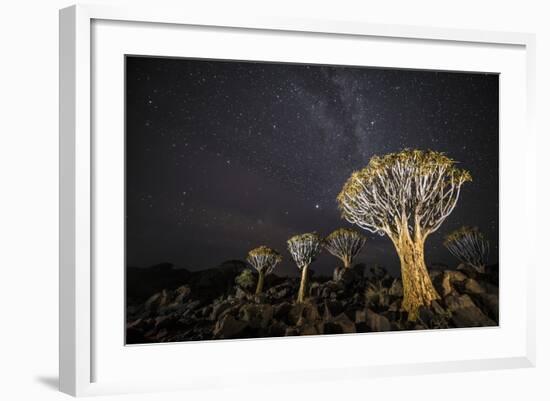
top-left (126, 56), bottom-right (499, 277)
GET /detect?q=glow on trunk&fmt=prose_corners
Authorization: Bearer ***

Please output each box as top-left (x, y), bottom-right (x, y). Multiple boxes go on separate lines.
top-left (255, 271), bottom-right (265, 295)
top-left (296, 264), bottom-right (309, 303)
top-left (393, 229), bottom-right (439, 320)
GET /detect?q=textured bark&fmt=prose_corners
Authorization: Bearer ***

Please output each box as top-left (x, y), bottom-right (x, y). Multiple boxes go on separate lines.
top-left (255, 271), bottom-right (265, 295)
top-left (394, 233), bottom-right (440, 320)
top-left (342, 257), bottom-right (351, 269)
top-left (296, 264), bottom-right (309, 303)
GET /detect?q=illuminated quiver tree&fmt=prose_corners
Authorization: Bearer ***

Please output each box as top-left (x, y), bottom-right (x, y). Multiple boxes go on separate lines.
top-left (324, 228), bottom-right (366, 269)
top-left (444, 226), bottom-right (489, 273)
top-left (246, 246), bottom-right (282, 295)
top-left (287, 233), bottom-right (322, 303)
top-left (337, 149), bottom-right (472, 320)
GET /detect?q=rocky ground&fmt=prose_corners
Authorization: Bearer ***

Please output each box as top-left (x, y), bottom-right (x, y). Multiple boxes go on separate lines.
top-left (126, 261), bottom-right (499, 344)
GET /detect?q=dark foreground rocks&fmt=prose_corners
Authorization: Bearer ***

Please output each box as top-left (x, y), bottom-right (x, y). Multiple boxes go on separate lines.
top-left (126, 262), bottom-right (498, 344)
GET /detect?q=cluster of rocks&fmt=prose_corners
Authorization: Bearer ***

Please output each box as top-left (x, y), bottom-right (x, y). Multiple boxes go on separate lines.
top-left (126, 262), bottom-right (498, 344)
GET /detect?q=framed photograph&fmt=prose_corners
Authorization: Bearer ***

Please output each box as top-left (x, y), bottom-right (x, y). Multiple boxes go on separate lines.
top-left (60, 4), bottom-right (536, 396)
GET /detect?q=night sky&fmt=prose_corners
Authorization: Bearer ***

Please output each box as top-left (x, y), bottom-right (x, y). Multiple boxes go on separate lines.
top-left (126, 56), bottom-right (499, 277)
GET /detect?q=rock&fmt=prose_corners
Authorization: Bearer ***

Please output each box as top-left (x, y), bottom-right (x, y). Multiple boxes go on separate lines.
top-left (273, 302), bottom-right (292, 321)
top-left (324, 300), bottom-right (344, 319)
top-left (213, 315), bottom-right (247, 339)
top-left (239, 304), bottom-right (273, 329)
top-left (476, 293), bottom-right (499, 322)
top-left (268, 321), bottom-right (288, 337)
top-left (417, 306), bottom-right (435, 326)
top-left (434, 271), bottom-right (453, 297)
top-left (298, 323), bottom-right (320, 336)
top-left (285, 327), bottom-right (300, 336)
top-left (366, 309), bottom-right (391, 331)
top-left (235, 287), bottom-right (249, 300)
top-left (210, 301), bottom-right (232, 320)
top-left (173, 285), bottom-right (192, 303)
top-left (331, 313), bottom-right (356, 334)
top-left (388, 299), bottom-right (402, 312)
top-left (388, 279), bottom-right (403, 297)
top-left (445, 294), bottom-right (496, 327)
top-left (485, 283), bottom-right (498, 295)
top-left (288, 303), bottom-right (320, 326)
top-left (355, 322), bottom-right (368, 332)
top-left (197, 305), bottom-right (212, 318)
top-left (451, 307), bottom-right (496, 327)
top-left (355, 309), bottom-right (367, 323)
top-left (144, 290), bottom-right (170, 313)
top-left (464, 278), bottom-right (485, 295)
top-left (218, 303), bottom-right (242, 320)
top-left (181, 300), bottom-right (201, 318)
top-left (444, 294), bottom-right (476, 310)
top-left (254, 294), bottom-right (268, 304)
top-left (447, 270), bottom-right (468, 284)
top-left (431, 300), bottom-right (446, 315)
top-left (267, 283), bottom-right (292, 300)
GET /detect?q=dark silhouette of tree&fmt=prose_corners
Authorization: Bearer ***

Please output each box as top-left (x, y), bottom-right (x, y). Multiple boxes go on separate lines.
top-left (444, 226), bottom-right (489, 273)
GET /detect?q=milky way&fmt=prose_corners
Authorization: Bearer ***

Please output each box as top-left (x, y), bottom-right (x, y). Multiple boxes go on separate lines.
top-left (126, 56), bottom-right (499, 276)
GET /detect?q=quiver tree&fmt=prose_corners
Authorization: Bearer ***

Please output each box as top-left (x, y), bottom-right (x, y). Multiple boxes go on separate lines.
top-left (337, 149), bottom-right (472, 320)
top-left (324, 228), bottom-right (366, 275)
top-left (287, 233), bottom-right (322, 303)
top-left (246, 246), bottom-right (282, 295)
top-left (444, 226), bottom-right (489, 273)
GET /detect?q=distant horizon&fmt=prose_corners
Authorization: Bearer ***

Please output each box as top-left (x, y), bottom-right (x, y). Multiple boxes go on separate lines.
top-left (127, 257), bottom-right (494, 279)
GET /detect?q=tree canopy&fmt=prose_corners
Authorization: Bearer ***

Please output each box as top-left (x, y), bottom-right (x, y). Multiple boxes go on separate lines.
top-left (337, 149), bottom-right (472, 241)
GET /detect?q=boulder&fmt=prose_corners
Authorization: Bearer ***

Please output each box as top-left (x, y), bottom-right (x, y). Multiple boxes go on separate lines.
top-left (464, 278), bottom-right (485, 295)
top-left (355, 309), bottom-right (367, 323)
top-left (447, 270), bottom-right (468, 284)
top-left (266, 283), bottom-right (293, 300)
top-left (444, 294), bottom-right (496, 327)
top-left (173, 285), bottom-right (192, 303)
top-left (239, 304), bottom-right (273, 329)
top-left (324, 300), bottom-right (344, 319)
top-left (331, 313), bottom-right (356, 334)
top-left (268, 321), bottom-right (288, 337)
top-left (476, 293), bottom-right (499, 322)
top-left (298, 323), bottom-right (320, 336)
top-left (213, 314), bottom-right (248, 339)
top-left (434, 271), bottom-right (453, 297)
top-left (366, 309), bottom-right (391, 332)
top-left (288, 302), bottom-right (320, 326)
top-left (210, 301), bottom-right (232, 320)
top-left (144, 289), bottom-right (170, 314)
top-left (273, 302), bottom-right (292, 322)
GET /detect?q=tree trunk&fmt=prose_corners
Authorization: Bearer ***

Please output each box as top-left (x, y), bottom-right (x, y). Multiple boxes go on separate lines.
top-left (343, 257), bottom-right (351, 269)
top-left (255, 270), bottom-right (265, 295)
top-left (296, 264), bottom-right (309, 303)
top-left (395, 234), bottom-right (439, 320)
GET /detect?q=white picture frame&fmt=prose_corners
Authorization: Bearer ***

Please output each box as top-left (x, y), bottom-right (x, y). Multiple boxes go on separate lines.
top-left (59, 4), bottom-right (536, 397)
